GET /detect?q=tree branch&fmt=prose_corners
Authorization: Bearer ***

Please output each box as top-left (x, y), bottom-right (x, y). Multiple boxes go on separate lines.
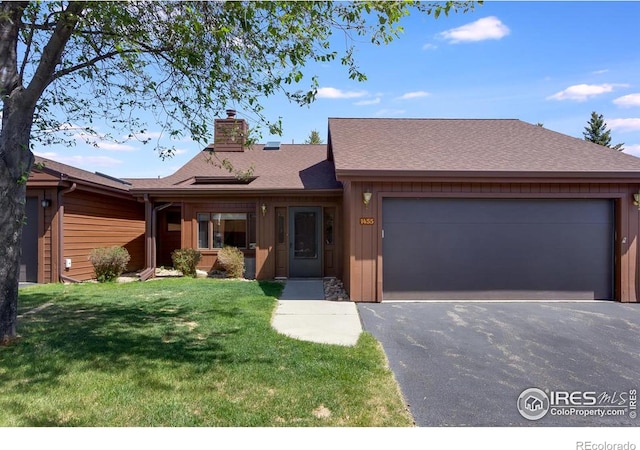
top-left (51, 49), bottom-right (135, 81)
top-left (25, 1), bottom-right (87, 102)
top-left (19, 6), bottom-right (38, 85)
top-left (0, 1), bottom-right (27, 97)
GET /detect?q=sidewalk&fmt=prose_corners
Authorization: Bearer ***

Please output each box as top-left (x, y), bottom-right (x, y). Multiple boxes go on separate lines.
top-left (272, 279), bottom-right (362, 346)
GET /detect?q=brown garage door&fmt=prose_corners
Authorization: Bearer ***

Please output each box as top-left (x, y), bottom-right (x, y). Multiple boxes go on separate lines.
top-left (382, 198), bottom-right (614, 300)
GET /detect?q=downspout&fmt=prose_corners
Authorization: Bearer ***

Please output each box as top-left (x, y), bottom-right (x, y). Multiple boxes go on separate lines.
top-left (58, 182), bottom-right (81, 283)
top-left (139, 196), bottom-right (173, 281)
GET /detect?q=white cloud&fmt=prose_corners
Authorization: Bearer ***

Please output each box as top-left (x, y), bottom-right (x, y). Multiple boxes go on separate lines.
top-left (608, 118), bottom-right (640, 132)
top-left (614, 93), bottom-right (640, 108)
top-left (316, 87), bottom-right (368, 99)
top-left (95, 141), bottom-right (137, 152)
top-left (397, 91), bottom-right (430, 100)
top-left (422, 43), bottom-right (437, 50)
top-left (623, 144), bottom-right (640, 158)
top-left (354, 98), bottom-right (381, 106)
top-left (439, 16), bottom-right (510, 44)
top-left (547, 83), bottom-right (628, 101)
top-left (592, 69), bottom-right (609, 75)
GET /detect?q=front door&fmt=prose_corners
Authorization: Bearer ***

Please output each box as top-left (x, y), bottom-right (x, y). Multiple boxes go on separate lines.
top-left (288, 207), bottom-right (322, 277)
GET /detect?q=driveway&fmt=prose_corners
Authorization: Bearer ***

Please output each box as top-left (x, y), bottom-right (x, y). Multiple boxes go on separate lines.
top-left (358, 301), bottom-right (640, 426)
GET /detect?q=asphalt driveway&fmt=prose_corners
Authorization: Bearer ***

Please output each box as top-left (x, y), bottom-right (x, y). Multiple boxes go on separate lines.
top-left (358, 301), bottom-right (640, 426)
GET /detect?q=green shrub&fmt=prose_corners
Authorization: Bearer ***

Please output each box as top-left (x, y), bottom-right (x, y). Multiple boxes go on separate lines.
top-left (217, 246), bottom-right (244, 278)
top-left (89, 246), bottom-right (131, 282)
top-left (171, 248), bottom-right (202, 278)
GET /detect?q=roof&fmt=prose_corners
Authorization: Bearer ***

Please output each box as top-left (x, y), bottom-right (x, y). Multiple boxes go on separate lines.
top-left (328, 118), bottom-right (640, 178)
top-left (32, 156), bottom-right (133, 191)
top-left (127, 144), bottom-right (341, 193)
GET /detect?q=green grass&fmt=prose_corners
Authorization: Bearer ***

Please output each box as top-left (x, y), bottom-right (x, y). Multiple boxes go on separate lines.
top-left (1, 279), bottom-right (413, 427)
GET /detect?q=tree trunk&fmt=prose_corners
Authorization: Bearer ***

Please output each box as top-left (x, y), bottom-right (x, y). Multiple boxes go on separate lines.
top-left (0, 89), bottom-right (36, 342)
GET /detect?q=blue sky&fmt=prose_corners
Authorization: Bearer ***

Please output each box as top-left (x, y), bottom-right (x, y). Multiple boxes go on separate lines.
top-left (36, 1), bottom-right (640, 179)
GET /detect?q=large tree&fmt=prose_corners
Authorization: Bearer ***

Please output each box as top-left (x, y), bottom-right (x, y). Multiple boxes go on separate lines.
top-left (583, 111), bottom-right (624, 151)
top-left (0, 1), bottom-right (476, 341)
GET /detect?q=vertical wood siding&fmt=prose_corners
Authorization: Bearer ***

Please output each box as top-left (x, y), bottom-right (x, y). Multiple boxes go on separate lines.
top-left (63, 191), bottom-right (145, 280)
top-left (343, 180), bottom-right (640, 302)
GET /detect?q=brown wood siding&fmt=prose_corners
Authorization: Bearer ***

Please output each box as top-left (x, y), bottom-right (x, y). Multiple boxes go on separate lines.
top-left (342, 180), bottom-right (640, 302)
top-left (157, 206), bottom-right (183, 267)
top-left (341, 181), bottom-right (353, 295)
top-left (25, 187), bottom-right (58, 283)
top-left (63, 191), bottom-right (145, 280)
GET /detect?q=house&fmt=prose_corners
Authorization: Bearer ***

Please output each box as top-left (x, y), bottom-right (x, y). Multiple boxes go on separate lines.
top-left (23, 111), bottom-right (640, 303)
top-left (525, 396), bottom-right (544, 412)
top-left (24, 158), bottom-right (145, 283)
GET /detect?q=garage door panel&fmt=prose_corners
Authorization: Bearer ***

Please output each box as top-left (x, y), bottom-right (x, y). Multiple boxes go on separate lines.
top-left (382, 198), bottom-right (613, 300)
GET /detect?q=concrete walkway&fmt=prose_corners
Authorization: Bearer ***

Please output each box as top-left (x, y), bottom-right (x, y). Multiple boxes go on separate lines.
top-left (272, 279), bottom-right (362, 346)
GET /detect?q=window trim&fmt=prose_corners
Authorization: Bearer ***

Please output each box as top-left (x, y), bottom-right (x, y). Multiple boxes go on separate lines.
top-left (196, 212), bottom-right (256, 250)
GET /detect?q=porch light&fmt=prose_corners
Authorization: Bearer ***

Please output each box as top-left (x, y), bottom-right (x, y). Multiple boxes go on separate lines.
top-left (634, 193), bottom-right (640, 210)
top-left (41, 199), bottom-right (51, 208)
top-left (362, 190), bottom-right (373, 206)
top-left (261, 203), bottom-right (267, 216)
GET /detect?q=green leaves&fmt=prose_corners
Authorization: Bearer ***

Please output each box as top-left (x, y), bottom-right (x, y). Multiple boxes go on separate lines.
top-left (9, 0), bottom-right (478, 150)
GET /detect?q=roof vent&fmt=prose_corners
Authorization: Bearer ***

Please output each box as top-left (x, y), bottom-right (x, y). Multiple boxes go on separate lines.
top-left (264, 141), bottom-right (281, 151)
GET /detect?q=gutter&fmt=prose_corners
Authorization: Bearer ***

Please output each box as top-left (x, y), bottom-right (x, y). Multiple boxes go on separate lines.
top-left (335, 169), bottom-right (640, 184)
top-left (57, 183), bottom-right (81, 283)
top-left (139, 197), bottom-right (173, 281)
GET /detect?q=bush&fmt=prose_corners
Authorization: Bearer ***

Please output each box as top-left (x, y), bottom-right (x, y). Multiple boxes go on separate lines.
top-left (89, 246), bottom-right (131, 283)
top-left (171, 248), bottom-right (202, 278)
top-left (217, 246), bottom-right (244, 278)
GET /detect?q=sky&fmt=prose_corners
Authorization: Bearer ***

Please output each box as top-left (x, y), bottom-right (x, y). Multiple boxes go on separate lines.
top-left (34, 1), bottom-right (640, 179)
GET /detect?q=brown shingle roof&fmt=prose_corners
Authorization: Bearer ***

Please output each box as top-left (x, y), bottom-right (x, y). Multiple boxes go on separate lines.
top-left (127, 144), bottom-right (341, 192)
top-left (33, 156), bottom-right (133, 191)
top-left (328, 118), bottom-right (640, 177)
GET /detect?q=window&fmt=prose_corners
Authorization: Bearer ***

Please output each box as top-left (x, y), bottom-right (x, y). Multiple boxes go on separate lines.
top-left (277, 211), bottom-right (286, 244)
top-left (166, 211), bottom-right (181, 232)
top-left (324, 208), bottom-right (334, 245)
top-left (197, 212), bottom-right (256, 250)
top-left (197, 213), bottom-right (210, 249)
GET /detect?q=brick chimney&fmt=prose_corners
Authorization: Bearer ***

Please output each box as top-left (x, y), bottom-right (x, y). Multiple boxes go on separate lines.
top-left (213, 109), bottom-right (248, 152)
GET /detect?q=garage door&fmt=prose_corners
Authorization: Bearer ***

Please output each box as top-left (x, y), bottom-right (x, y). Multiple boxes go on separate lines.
top-left (382, 198), bottom-right (614, 300)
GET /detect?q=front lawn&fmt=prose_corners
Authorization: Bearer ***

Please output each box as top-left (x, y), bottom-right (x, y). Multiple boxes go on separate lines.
top-left (1, 279), bottom-right (413, 426)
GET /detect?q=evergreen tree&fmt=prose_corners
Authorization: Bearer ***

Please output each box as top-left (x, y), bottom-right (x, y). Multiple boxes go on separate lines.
top-left (305, 130), bottom-right (324, 144)
top-left (583, 112), bottom-right (624, 151)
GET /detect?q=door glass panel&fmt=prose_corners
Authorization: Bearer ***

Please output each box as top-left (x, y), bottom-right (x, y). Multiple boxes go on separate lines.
top-left (294, 212), bottom-right (317, 259)
top-left (324, 209), bottom-right (334, 245)
top-left (277, 212), bottom-right (285, 244)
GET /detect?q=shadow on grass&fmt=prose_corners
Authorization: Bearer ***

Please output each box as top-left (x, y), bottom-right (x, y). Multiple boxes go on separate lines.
top-left (258, 280), bottom-right (285, 300)
top-left (2, 289), bottom-right (248, 394)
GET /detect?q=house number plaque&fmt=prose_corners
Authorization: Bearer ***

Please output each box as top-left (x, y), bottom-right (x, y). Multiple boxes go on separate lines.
top-left (359, 217), bottom-right (375, 225)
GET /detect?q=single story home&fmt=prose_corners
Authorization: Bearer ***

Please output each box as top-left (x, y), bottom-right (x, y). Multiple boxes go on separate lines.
top-left (24, 111), bottom-right (640, 302)
top-left (24, 158), bottom-right (145, 283)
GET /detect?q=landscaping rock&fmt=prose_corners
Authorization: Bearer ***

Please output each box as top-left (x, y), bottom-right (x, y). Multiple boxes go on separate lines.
top-left (323, 277), bottom-right (349, 301)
